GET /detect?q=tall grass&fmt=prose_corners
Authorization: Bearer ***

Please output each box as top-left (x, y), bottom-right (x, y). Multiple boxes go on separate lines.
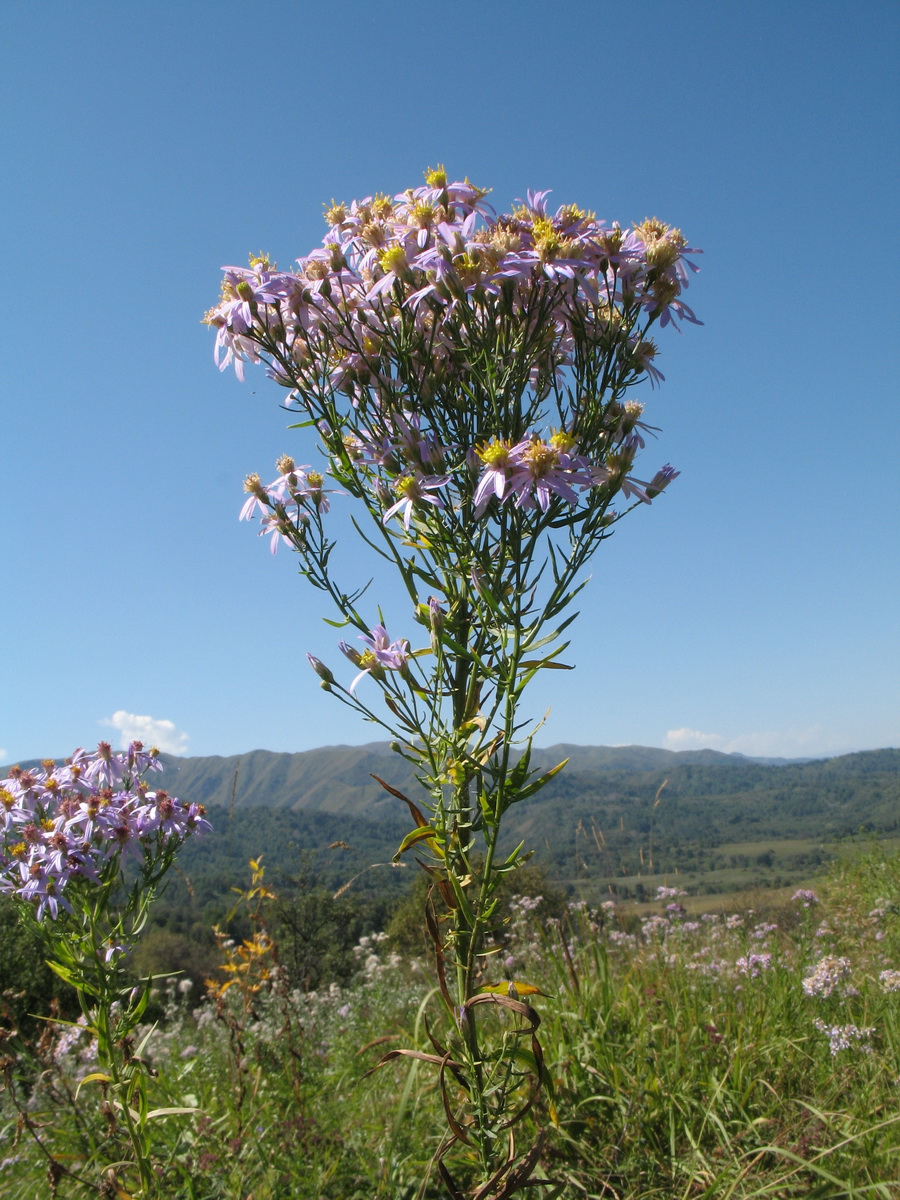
top-left (2, 846), bottom-right (897, 1198)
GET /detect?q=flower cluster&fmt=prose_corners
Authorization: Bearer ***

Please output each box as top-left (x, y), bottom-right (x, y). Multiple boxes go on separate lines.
top-left (207, 170), bottom-right (699, 387)
top-left (241, 456), bottom-right (339, 554)
top-left (801, 954), bottom-right (853, 998)
top-left (736, 952), bottom-right (774, 978)
top-left (208, 169), bottom-right (699, 545)
top-left (813, 1018), bottom-right (874, 1056)
top-left (0, 742), bottom-right (210, 922)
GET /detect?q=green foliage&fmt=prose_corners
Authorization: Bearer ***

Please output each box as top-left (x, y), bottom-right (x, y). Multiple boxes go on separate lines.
top-left (133, 746), bottom-right (899, 925)
top-left (3, 847), bottom-right (897, 1198)
top-left (273, 886), bottom-right (395, 992)
top-left (0, 895), bottom-right (78, 1035)
top-left (387, 860), bottom-right (568, 959)
top-left (130, 928), bottom-right (220, 995)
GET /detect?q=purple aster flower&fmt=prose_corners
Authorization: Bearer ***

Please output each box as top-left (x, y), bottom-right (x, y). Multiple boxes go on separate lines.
top-left (239, 473), bottom-right (273, 522)
top-left (473, 438), bottom-right (516, 514)
top-left (85, 741), bottom-right (126, 789)
top-left (802, 955), bottom-right (852, 998)
top-left (504, 437), bottom-right (588, 513)
top-left (382, 472), bottom-right (448, 530)
top-left (1, 745), bottom-right (208, 922)
top-left (340, 625), bottom-right (410, 693)
top-left (645, 464), bottom-right (680, 499)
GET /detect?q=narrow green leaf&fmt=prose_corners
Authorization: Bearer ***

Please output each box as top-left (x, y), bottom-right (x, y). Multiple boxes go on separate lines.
top-left (518, 758), bottom-right (569, 801)
top-left (146, 1106), bottom-right (202, 1119)
top-left (75, 1072), bottom-right (112, 1097)
top-left (393, 825), bottom-right (440, 860)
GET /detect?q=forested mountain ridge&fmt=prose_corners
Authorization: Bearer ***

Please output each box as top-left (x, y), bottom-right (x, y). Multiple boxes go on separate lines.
top-left (6, 745), bottom-right (897, 903)
top-left (155, 743), bottom-right (899, 902)
top-left (137, 743), bottom-right (896, 812)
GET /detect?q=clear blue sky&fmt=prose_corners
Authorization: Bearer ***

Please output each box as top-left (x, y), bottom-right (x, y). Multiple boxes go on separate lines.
top-left (2, 0), bottom-right (898, 764)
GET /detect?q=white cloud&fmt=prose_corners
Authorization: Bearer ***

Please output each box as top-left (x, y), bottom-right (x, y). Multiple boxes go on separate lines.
top-left (101, 711), bottom-right (189, 756)
top-left (0, 749), bottom-right (7, 763)
top-left (664, 725), bottom-right (827, 759)
top-left (665, 727), bottom-right (727, 751)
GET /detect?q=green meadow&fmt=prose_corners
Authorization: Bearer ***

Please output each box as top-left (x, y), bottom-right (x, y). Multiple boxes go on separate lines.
top-left (2, 838), bottom-right (898, 1198)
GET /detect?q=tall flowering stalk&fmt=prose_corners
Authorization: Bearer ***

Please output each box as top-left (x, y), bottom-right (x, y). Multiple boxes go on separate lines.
top-left (207, 167), bottom-right (701, 1195)
top-left (0, 743), bottom-right (210, 1197)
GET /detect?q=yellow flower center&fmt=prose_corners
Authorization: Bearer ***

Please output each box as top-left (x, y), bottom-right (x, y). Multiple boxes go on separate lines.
top-left (521, 440), bottom-right (559, 477)
top-left (379, 245), bottom-right (408, 275)
top-left (549, 430), bottom-right (577, 454)
top-left (477, 438), bottom-right (513, 468)
top-left (411, 201), bottom-right (437, 228)
top-left (243, 473), bottom-right (266, 499)
top-left (323, 200), bottom-right (347, 226)
top-left (371, 193), bottom-right (395, 220)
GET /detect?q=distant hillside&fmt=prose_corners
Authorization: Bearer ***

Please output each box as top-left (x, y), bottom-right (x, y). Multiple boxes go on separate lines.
top-left (153, 743), bottom-right (900, 903)
top-left (147, 742), bottom-right (833, 814)
top-left (7, 744), bottom-right (898, 905)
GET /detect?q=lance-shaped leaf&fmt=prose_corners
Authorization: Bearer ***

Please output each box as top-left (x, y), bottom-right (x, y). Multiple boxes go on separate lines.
top-left (146, 1106), bottom-right (203, 1120)
top-left (371, 773), bottom-right (432, 831)
top-left (508, 743), bottom-right (532, 789)
top-left (48, 961), bottom-right (101, 997)
top-left (393, 824), bottom-right (441, 861)
top-left (516, 757), bottom-right (569, 803)
top-left (418, 859), bottom-right (458, 911)
top-left (493, 840), bottom-right (533, 875)
top-left (75, 1071), bottom-right (113, 1097)
top-left (478, 980), bottom-right (549, 998)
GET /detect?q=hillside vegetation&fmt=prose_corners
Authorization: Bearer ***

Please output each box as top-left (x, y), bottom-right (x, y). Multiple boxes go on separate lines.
top-left (146, 745), bottom-right (900, 911)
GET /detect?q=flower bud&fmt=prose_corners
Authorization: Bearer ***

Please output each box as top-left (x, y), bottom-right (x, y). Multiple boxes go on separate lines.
top-left (338, 641), bottom-right (362, 666)
top-left (428, 596), bottom-right (444, 633)
top-left (645, 464), bottom-right (680, 499)
top-left (307, 654), bottom-right (334, 684)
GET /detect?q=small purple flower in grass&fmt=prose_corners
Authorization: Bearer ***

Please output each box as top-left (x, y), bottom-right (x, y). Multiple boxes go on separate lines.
top-left (736, 953), bottom-right (773, 978)
top-left (655, 885), bottom-right (686, 901)
top-left (802, 955), bottom-right (852, 998)
top-left (791, 889), bottom-right (819, 907)
top-left (813, 1018), bottom-right (874, 1056)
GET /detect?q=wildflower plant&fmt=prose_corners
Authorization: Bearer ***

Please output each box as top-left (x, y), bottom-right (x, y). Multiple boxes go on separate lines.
top-left (207, 167), bottom-right (701, 1195)
top-left (0, 742), bottom-right (209, 1197)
